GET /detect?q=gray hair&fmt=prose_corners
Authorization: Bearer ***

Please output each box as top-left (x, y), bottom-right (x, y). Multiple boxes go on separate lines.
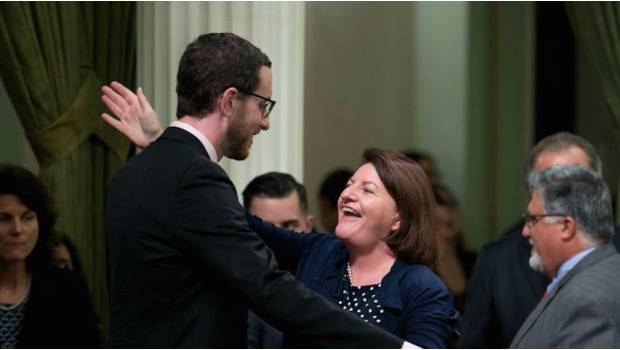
top-left (527, 132), bottom-right (602, 177)
top-left (528, 165), bottom-right (614, 243)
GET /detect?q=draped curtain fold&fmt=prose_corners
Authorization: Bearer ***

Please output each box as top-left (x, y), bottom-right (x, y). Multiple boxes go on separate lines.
top-left (0, 2), bottom-right (135, 338)
top-left (566, 2), bottom-right (620, 128)
top-left (566, 2), bottom-right (620, 223)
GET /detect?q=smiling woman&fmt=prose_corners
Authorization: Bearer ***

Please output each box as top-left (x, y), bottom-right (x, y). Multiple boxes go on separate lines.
top-left (100, 85), bottom-right (460, 348)
top-left (249, 149), bottom-right (459, 347)
top-left (0, 165), bottom-right (101, 348)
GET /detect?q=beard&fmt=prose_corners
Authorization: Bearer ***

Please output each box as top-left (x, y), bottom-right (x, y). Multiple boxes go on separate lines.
top-left (225, 111), bottom-right (253, 160)
top-left (528, 242), bottom-right (545, 274)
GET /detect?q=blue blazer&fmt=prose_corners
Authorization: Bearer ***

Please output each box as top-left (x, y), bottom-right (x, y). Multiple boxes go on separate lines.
top-left (248, 214), bottom-right (460, 348)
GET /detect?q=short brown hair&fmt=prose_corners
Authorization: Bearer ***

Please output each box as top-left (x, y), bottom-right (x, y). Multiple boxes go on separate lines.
top-left (176, 33), bottom-right (272, 118)
top-left (363, 149), bottom-right (440, 269)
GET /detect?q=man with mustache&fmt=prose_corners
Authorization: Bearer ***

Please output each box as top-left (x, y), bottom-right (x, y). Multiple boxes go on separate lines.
top-left (511, 165), bottom-right (620, 347)
top-left (459, 132), bottom-right (620, 348)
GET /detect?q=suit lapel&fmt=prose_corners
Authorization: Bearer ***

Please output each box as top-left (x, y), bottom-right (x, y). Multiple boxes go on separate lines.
top-left (511, 283), bottom-right (555, 347)
top-left (551, 244), bottom-right (615, 295)
top-left (511, 244), bottom-right (616, 347)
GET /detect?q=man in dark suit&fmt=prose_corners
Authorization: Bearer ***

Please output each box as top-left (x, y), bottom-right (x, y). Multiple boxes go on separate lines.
top-left (511, 165), bottom-right (620, 347)
top-left (242, 172), bottom-right (314, 348)
top-left (104, 33), bottom-right (405, 348)
top-left (459, 132), bottom-right (620, 348)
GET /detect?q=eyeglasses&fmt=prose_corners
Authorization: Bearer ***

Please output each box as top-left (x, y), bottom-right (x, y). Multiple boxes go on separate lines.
top-left (522, 212), bottom-right (568, 228)
top-left (236, 89), bottom-right (276, 118)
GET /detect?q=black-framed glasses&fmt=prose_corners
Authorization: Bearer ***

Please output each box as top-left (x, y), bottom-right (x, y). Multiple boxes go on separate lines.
top-left (522, 212), bottom-right (568, 228)
top-left (236, 89), bottom-right (276, 118)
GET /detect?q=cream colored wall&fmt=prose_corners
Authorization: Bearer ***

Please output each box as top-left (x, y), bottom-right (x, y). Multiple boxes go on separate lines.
top-left (411, 2), bottom-right (469, 212)
top-left (304, 2), bottom-right (416, 231)
top-left (303, 2), bottom-right (536, 250)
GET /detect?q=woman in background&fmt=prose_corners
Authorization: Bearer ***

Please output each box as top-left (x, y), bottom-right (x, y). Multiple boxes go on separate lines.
top-left (433, 184), bottom-right (477, 313)
top-left (0, 164), bottom-right (101, 348)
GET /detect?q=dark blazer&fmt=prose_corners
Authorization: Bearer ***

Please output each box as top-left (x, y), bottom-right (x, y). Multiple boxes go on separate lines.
top-left (459, 223), bottom-right (620, 348)
top-left (248, 214), bottom-right (460, 348)
top-left (17, 267), bottom-right (101, 348)
top-left (458, 225), bottom-right (548, 348)
top-left (105, 127), bottom-right (403, 348)
top-left (453, 247), bottom-right (477, 313)
top-left (511, 244), bottom-right (620, 348)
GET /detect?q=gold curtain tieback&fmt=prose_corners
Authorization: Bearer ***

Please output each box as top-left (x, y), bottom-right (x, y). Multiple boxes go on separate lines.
top-left (32, 71), bottom-right (131, 167)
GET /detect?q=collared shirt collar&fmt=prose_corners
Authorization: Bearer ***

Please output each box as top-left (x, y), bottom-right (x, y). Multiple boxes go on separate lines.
top-left (547, 245), bottom-right (598, 293)
top-left (170, 120), bottom-right (219, 161)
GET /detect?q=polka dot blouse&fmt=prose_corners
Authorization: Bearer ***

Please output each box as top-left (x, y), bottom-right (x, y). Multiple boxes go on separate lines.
top-left (338, 272), bottom-right (385, 325)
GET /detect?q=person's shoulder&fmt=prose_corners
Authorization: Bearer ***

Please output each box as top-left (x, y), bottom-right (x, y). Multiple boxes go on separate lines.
top-left (302, 233), bottom-right (344, 260)
top-left (31, 266), bottom-right (91, 301)
top-left (391, 261), bottom-right (456, 315)
top-left (392, 260), bottom-right (447, 292)
top-left (315, 232), bottom-right (341, 247)
top-left (179, 152), bottom-right (231, 186)
top-left (574, 248), bottom-right (620, 284)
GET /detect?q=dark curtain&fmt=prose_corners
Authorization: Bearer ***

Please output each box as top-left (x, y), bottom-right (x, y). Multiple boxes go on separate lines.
top-left (566, 2), bottom-right (620, 224)
top-left (0, 2), bottom-right (135, 338)
top-left (566, 2), bottom-right (620, 128)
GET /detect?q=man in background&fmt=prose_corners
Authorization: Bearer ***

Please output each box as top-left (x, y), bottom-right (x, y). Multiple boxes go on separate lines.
top-left (511, 165), bottom-right (620, 347)
top-left (459, 132), bottom-right (620, 348)
top-left (243, 172), bottom-right (314, 233)
top-left (317, 168), bottom-right (352, 233)
top-left (242, 171), bottom-right (314, 348)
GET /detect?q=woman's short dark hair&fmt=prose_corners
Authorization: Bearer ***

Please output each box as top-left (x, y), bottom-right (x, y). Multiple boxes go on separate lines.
top-left (0, 164), bottom-right (56, 270)
top-left (176, 32), bottom-right (272, 118)
top-left (362, 149), bottom-right (440, 269)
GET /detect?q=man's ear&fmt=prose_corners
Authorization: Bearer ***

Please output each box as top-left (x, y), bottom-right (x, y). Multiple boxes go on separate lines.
top-left (304, 214), bottom-right (316, 232)
top-left (219, 87), bottom-right (240, 117)
top-left (559, 216), bottom-right (577, 241)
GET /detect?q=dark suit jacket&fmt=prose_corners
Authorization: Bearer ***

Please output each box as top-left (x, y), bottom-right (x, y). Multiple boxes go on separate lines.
top-left (17, 267), bottom-right (101, 348)
top-left (511, 244), bottom-right (620, 348)
top-left (106, 127), bottom-right (403, 348)
top-left (459, 223), bottom-right (620, 348)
